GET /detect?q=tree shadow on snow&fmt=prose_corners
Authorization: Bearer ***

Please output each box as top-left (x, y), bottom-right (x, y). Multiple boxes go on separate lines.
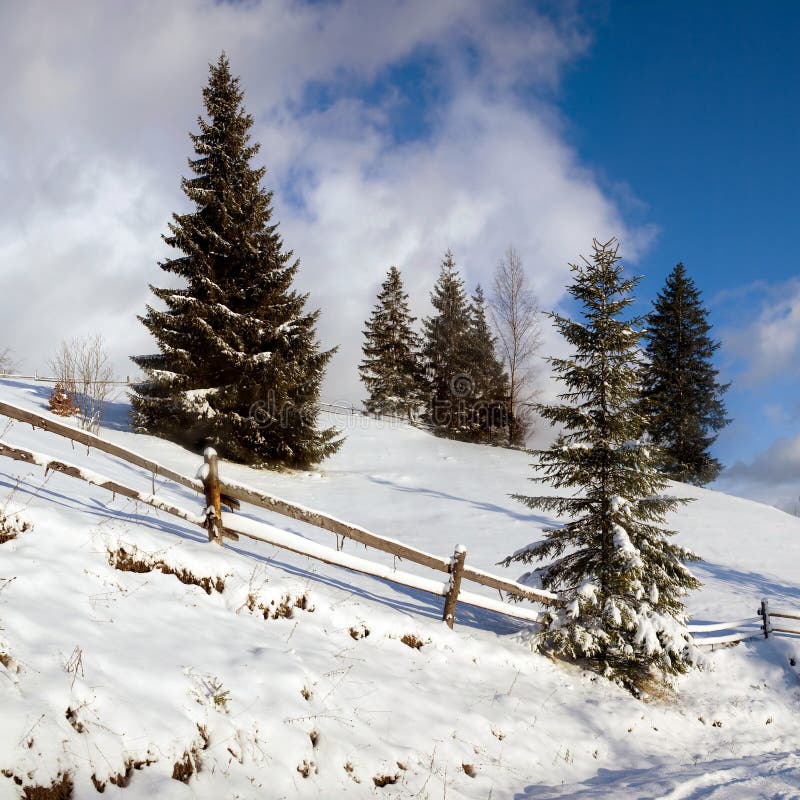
top-left (693, 559), bottom-right (800, 605)
top-left (367, 475), bottom-right (558, 528)
top-left (228, 541), bottom-right (534, 636)
top-left (0, 472), bottom-right (207, 544)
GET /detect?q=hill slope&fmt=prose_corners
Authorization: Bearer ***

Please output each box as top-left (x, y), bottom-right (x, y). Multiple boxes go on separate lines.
top-left (0, 379), bottom-right (798, 799)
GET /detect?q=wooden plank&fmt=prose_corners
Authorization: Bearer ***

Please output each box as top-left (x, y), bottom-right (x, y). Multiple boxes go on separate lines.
top-left (0, 399), bottom-right (201, 493)
top-left (222, 514), bottom-right (449, 597)
top-left (216, 478), bottom-right (452, 572)
top-left (0, 398), bottom-right (241, 511)
top-left (769, 612), bottom-right (800, 622)
top-left (462, 565), bottom-right (559, 607)
top-left (687, 618), bottom-right (761, 633)
top-left (692, 631), bottom-right (756, 646)
top-left (771, 627), bottom-right (800, 636)
top-left (457, 588), bottom-right (545, 624)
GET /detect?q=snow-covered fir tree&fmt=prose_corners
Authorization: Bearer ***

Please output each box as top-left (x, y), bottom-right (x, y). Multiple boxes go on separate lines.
top-left (131, 54), bottom-right (340, 468)
top-left (421, 251), bottom-right (475, 438)
top-left (359, 266), bottom-right (423, 419)
top-left (467, 285), bottom-right (510, 441)
top-left (641, 263), bottom-right (729, 485)
top-left (502, 239), bottom-right (701, 692)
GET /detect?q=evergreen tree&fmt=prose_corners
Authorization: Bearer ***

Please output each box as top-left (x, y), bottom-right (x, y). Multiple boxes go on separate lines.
top-left (421, 251), bottom-right (474, 437)
top-left (131, 54), bottom-right (340, 468)
top-left (359, 266), bottom-right (423, 418)
top-left (467, 285), bottom-right (510, 440)
top-left (502, 239), bottom-right (700, 692)
top-left (641, 263), bottom-right (729, 485)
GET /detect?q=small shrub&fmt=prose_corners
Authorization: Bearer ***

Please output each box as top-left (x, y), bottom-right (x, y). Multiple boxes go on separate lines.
top-left (21, 773), bottom-right (74, 800)
top-left (0, 507), bottom-right (31, 544)
top-left (349, 624), bottom-right (370, 640)
top-left (48, 384), bottom-right (79, 417)
top-left (373, 773), bottom-right (399, 788)
top-left (171, 752), bottom-right (194, 783)
top-left (296, 760), bottom-right (316, 778)
top-left (400, 633), bottom-right (427, 650)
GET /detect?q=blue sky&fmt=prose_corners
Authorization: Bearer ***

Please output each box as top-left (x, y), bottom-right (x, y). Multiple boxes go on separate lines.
top-left (0, 0), bottom-right (797, 508)
top-left (558, 1), bottom-right (800, 473)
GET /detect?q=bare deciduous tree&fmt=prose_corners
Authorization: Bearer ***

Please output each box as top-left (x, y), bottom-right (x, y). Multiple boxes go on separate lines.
top-left (490, 247), bottom-right (542, 445)
top-left (0, 348), bottom-right (15, 376)
top-left (49, 334), bottom-right (114, 433)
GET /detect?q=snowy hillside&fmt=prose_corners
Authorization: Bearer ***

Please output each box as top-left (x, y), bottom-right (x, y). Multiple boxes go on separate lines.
top-left (0, 378), bottom-right (799, 799)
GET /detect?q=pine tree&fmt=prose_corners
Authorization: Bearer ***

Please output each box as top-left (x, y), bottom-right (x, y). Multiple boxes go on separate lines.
top-left (421, 251), bottom-right (474, 437)
top-left (359, 266), bottom-right (423, 418)
top-left (131, 54), bottom-right (340, 468)
top-left (467, 285), bottom-right (509, 440)
top-left (502, 239), bottom-right (701, 692)
top-left (641, 263), bottom-right (729, 485)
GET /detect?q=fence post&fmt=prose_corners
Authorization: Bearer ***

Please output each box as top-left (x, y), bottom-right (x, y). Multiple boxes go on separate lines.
top-left (202, 447), bottom-right (223, 545)
top-left (442, 544), bottom-right (467, 629)
top-left (760, 598), bottom-right (771, 638)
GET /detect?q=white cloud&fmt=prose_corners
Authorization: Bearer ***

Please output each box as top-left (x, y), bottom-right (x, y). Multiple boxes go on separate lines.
top-left (718, 431), bottom-right (800, 515)
top-left (0, 0), bottom-right (651, 407)
top-left (723, 278), bottom-right (800, 385)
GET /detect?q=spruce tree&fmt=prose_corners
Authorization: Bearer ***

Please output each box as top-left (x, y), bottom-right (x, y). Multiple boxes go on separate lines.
top-left (467, 285), bottom-right (510, 440)
top-left (131, 54), bottom-right (340, 468)
top-left (641, 263), bottom-right (729, 485)
top-left (359, 266), bottom-right (423, 418)
top-left (502, 239), bottom-right (700, 692)
top-left (421, 251), bottom-right (474, 437)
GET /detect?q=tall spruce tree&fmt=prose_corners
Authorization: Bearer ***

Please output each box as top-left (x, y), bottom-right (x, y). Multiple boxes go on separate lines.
top-left (131, 54), bottom-right (340, 468)
top-left (421, 251), bottom-right (474, 437)
top-left (467, 285), bottom-right (510, 440)
top-left (502, 239), bottom-right (700, 692)
top-left (641, 263), bottom-right (729, 485)
top-left (359, 266), bottom-right (423, 418)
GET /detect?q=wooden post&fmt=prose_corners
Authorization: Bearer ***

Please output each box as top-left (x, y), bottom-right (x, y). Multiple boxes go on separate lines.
top-left (442, 544), bottom-right (467, 629)
top-left (202, 447), bottom-right (223, 545)
top-left (760, 598), bottom-right (771, 638)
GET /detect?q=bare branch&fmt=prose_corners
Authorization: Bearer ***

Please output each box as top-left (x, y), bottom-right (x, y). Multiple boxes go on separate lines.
top-left (490, 246), bottom-right (542, 444)
top-left (49, 334), bottom-right (115, 433)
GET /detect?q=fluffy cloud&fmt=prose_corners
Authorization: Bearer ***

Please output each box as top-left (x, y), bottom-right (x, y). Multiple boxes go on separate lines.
top-left (722, 278), bottom-right (800, 385)
top-left (718, 431), bottom-right (800, 515)
top-left (0, 0), bottom-right (649, 403)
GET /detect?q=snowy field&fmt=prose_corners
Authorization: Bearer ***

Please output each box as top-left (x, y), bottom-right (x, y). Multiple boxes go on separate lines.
top-left (0, 378), bottom-right (799, 799)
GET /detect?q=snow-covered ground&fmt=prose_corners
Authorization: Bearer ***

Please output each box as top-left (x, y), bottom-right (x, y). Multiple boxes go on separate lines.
top-left (0, 378), bottom-right (798, 799)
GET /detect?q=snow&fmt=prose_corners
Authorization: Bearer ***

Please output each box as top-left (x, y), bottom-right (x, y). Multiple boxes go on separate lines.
top-left (0, 378), bottom-right (799, 798)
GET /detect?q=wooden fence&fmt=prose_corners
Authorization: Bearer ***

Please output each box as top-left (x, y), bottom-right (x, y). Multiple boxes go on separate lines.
top-left (0, 399), bottom-right (555, 629)
top-left (687, 599), bottom-right (800, 648)
top-left (1, 397), bottom-right (798, 642)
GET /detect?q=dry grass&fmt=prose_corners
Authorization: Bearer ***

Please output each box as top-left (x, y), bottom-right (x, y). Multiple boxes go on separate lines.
top-left (349, 624), bottom-right (370, 640)
top-left (20, 773), bottom-right (74, 800)
top-left (108, 546), bottom-right (225, 595)
top-left (0, 511), bottom-right (30, 544)
top-left (247, 591), bottom-right (314, 620)
top-left (372, 772), bottom-right (399, 787)
top-left (400, 633), bottom-right (428, 650)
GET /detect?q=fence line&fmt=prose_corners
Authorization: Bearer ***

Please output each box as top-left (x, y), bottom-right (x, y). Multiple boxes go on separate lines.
top-left (2, 397), bottom-right (798, 641)
top-left (0, 399), bottom-right (556, 627)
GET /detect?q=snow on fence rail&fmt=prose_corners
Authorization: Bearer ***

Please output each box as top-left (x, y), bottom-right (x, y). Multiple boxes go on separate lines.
top-left (0, 399), bottom-right (555, 629)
